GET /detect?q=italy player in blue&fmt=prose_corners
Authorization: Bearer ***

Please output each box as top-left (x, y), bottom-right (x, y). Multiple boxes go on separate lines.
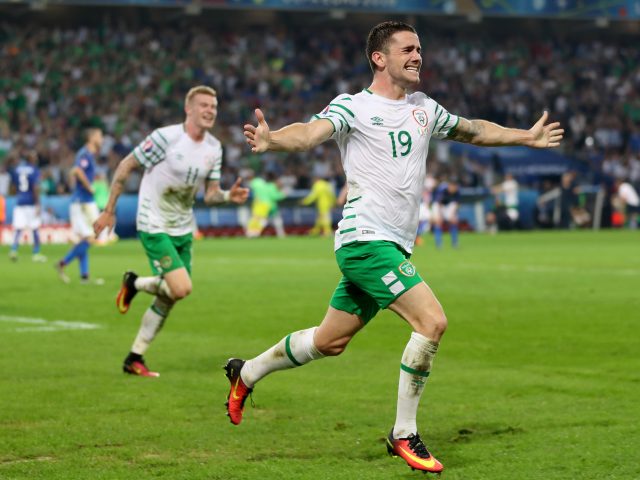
top-left (431, 179), bottom-right (460, 248)
top-left (56, 128), bottom-right (104, 284)
top-left (9, 150), bottom-right (47, 262)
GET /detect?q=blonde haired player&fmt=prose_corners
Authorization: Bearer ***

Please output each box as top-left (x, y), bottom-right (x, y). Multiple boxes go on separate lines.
top-left (227, 22), bottom-right (563, 474)
top-left (94, 86), bottom-right (249, 377)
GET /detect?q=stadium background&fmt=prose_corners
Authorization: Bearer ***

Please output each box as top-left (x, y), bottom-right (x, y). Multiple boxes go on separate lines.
top-left (1, 0), bottom-right (639, 238)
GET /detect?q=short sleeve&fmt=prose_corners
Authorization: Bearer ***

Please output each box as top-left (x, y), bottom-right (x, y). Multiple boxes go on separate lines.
top-left (133, 129), bottom-right (168, 168)
top-left (431, 102), bottom-right (460, 139)
top-left (313, 95), bottom-right (355, 140)
top-left (207, 144), bottom-right (223, 181)
top-left (75, 152), bottom-right (90, 170)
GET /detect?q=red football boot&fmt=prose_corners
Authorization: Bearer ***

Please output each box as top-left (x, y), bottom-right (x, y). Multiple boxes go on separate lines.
top-left (116, 271), bottom-right (139, 314)
top-left (123, 357), bottom-right (159, 377)
top-left (387, 429), bottom-right (444, 474)
top-left (224, 358), bottom-right (253, 425)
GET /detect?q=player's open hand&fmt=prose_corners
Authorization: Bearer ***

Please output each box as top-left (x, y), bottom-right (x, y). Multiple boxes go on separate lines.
top-left (94, 211), bottom-right (115, 236)
top-left (229, 177), bottom-right (250, 204)
top-left (244, 109), bottom-right (271, 153)
top-left (528, 111), bottom-right (564, 148)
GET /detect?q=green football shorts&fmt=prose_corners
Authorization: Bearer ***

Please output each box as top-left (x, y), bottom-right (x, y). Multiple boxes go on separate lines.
top-left (329, 240), bottom-right (424, 324)
top-left (138, 231), bottom-right (193, 276)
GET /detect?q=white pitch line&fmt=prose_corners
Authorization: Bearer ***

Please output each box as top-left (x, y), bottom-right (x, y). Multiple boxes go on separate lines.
top-left (0, 315), bottom-right (102, 333)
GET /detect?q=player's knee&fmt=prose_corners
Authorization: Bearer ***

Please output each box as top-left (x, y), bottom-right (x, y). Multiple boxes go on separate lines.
top-left (171, 284), bottom-right (192, 300)
top-left (432, 311), bottom-right (448, 337)
top-left (415, 310), bottom-right (447, 340)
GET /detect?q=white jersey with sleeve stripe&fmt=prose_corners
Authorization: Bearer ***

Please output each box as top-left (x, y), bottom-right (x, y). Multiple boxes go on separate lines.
top-left (314, 89), bottom-right (459, 253)
top-left (132, 123), bottom-right (223, 236)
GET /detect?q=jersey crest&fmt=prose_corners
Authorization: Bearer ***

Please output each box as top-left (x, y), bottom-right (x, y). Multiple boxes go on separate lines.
top-left (412, 109), bottom-right (428, 127)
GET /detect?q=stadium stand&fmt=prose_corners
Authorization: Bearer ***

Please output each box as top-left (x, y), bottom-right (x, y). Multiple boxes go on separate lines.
top-left (1, 8), bottom-right (639, 233)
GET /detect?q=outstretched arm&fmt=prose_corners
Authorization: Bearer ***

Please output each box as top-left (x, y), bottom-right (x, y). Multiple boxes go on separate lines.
top-left (204, 178), bottom-right (249, 205)
top-left (244, 108), bottom-right (334, 153)
top-left (448, 111), bottom-right (564, 148)
top-left (93, 154), bottom-right (139, 236)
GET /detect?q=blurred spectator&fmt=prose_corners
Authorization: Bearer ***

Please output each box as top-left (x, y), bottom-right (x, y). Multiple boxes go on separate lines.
top-left (613, 177), bottom-right (639, 229)
top-left (491, 173), bottom-right (520, 226)
top-left (301, 176), bottom-right (336, 237)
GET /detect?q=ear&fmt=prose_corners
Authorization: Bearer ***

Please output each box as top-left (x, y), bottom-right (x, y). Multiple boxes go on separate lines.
top-left (371, 51), bottom-right (386, 70)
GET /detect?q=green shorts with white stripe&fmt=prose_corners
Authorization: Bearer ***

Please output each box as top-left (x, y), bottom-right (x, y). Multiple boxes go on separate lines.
top-left (329, 240), bottom-right (423, 324)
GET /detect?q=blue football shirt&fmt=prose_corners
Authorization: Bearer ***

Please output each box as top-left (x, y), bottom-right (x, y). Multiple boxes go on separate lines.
top-left (10, 162), bottom-right (40, 206)
top-left (71, 146), bottom-right (96, 203)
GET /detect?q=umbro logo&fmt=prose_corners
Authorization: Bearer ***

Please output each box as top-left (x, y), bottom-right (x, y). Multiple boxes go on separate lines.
top-left (370, 116), bottom-right (384, 126)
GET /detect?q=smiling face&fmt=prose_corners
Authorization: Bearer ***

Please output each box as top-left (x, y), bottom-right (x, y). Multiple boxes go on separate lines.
top-left (186, 92), bottom-right (218, 131)
top-left (380, 31), bottom-right (422, 88)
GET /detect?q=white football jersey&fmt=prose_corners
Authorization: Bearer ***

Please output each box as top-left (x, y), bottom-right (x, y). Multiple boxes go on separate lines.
top-left (315, 89), bottom-right (459, 253)
top-left (132, 123), bottom-right (222, 236)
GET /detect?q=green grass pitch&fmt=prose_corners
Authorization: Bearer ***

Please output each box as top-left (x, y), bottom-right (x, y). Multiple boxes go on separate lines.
top-left (1, 231), bottom-right (638, 479)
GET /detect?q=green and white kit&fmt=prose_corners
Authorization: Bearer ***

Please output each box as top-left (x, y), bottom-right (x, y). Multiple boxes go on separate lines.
top-left (315, 89), bottom-right (459, 254)
top-left (133, 123), bottom-right (223, 236)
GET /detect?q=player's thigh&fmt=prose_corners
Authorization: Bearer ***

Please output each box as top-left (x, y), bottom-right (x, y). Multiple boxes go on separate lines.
top-left (163, 267), bottom-right (192, 297)
top-left (314, 306), bottom-right (365, 355)
top-left (329, 275), bottom-right (380, 325)
top-left (12, 206), bottom-right (28, 229)
top-left (173, 232), bottom-right (194, 276)
top-left (431, 203), bottom-right (443, 224)
top-left (139, 231), bottom-right (187, 276)
top-left (251, 201), bottom-right (270, 219)
top-left (70, 202), bottom-right (98, 239)
top-left (336, 240), bottom-right (424, 314)
top-left (388, 281), bottom-right (447, 341)
top-left (444, 203), bottom-right (458, 223)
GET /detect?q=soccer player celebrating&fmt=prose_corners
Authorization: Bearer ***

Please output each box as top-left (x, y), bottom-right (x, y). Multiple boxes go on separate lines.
top-left (8, 150), bottom-right (47, 263)
top-left (93, 86), bottom-right (249, 378)
top-left (56, 128), bottom-right (104, 283)
top-left (228, 21), bottom-right (563, 474)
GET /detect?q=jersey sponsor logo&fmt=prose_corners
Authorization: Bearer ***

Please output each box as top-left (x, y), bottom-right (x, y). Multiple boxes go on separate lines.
top-left (412, 109), bottom-right (428, 127)
top-left (370, 116), bottom-right (384, 126)
top-left (80, 158), bottom-right (89, 168)
top-left (143, 138), bottom-right (154, 153)
top-left (398, 260), bottom-right (416, 277)
top-left (362, 229), bottom-right (376, 235)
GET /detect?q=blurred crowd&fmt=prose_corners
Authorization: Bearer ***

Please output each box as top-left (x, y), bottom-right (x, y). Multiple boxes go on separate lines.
top-left (1, 18), bottom-right (639, 198)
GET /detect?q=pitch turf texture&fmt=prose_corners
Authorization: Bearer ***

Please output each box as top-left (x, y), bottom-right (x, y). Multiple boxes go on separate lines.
top-left (1, 231), bottom-right (638, 480)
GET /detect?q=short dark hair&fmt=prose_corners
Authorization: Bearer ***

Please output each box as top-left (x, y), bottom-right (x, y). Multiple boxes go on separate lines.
top-left (366, 21), bottom-right (417, 73)
top-left (84, 127), bottom-right (102, 142)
